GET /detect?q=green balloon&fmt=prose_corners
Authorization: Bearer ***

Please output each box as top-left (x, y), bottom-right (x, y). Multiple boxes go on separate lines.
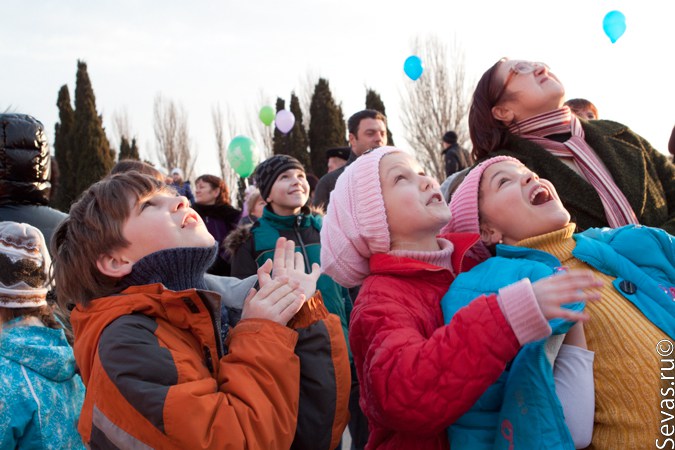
top-left (259, 106), bottom-right (275, 126)
top-left (227, 135), bottom-right (259, 178)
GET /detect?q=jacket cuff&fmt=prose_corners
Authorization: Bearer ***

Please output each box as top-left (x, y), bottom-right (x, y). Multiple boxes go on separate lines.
top-left (287, 291), bottom-right (328, 329)
top-left (497, 278), bottom-right (551, 345)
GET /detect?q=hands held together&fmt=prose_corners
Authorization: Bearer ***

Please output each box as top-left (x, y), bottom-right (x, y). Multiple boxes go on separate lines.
top-left (241, 237), bottom-right (321, 325)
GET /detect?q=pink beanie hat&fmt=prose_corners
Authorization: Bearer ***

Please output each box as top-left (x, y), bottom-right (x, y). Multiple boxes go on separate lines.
top-left (320, 146), bottom-right (401, 288)
top-left (441, 155), bottom-right (522, 262)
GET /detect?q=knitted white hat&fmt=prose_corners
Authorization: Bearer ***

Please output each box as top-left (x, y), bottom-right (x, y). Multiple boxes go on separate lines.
top-left (0, 221), bottom-right (51, 308)
top-left (320, 147), bottom-right (402, 287)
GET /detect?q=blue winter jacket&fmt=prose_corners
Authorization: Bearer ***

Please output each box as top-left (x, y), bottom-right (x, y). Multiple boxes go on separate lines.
top-left (0, 320), bottom-right (86, 449)
top-left (441, 225), bottom-right (675, 450)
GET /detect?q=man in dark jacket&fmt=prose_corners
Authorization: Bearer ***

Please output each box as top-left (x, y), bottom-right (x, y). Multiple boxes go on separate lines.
top-left (0, 113), bottom-right (67, 250)
top-left (312, 110), bottom-right (388, 211)
top-left (441, 131), bottom-right (472, 178)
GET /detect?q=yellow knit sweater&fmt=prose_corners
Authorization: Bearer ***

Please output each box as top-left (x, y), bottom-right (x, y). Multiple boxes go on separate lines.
top-left (518, 225), bottom-right (667, 449)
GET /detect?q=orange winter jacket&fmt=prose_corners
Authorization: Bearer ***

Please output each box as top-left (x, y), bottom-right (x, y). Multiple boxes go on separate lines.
top-left (71, 283), bottom-right (349, 449)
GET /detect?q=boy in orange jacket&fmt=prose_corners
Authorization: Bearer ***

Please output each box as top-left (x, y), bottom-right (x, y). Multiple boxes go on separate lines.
top-left (51, 171), bottom-right (349, 449)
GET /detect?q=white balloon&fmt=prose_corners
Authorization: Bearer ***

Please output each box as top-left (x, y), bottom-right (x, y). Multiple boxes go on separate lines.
top-left (275, 109), bottom-right (295, 134)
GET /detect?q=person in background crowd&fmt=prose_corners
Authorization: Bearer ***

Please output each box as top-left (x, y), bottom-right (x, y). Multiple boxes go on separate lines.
top-left (193, 174), bottom-right (241, 276)
top-left (312, 110), bottom-right (388, 211)
top-left (239, 187), bottom-right (266, 226)
top-left (441, 131), bottom-right (472, 178)
top-left (326, 147), bottom-right (351, 173)
top-left (469, 58), bottom-right (674, 234)
top-left (0, 221), bottom-right (85, 449)
top-left (170, 167), bottom-right (195, 205)
top-left (0, 113), bottom-right (67, 250)
top-left (564, 98), bottom-right (599, 120)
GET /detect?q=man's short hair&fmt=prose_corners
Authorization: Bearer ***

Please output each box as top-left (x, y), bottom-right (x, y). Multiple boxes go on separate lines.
top-left (51, 172), bottom-right (172, 308)
top-left (442, 131), bottom-right (458, 145)
top-left (347, 110), bottom-right (387, 136)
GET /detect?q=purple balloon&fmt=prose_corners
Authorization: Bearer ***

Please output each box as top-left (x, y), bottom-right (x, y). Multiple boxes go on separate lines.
top-left (275, 109), bottom-right (295, 134)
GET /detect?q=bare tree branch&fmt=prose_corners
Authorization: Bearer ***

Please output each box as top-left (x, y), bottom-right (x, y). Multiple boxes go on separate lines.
top-left (109, 108), bottom-right (138, 158)
top-left (153, 94), bottom-right (197, 179)
top-left (246, 91), bottom-right (274, 160)
top-left (400, 35), bottom-right (473, 182)
top-left (211, 103), bottom-right (239, 204)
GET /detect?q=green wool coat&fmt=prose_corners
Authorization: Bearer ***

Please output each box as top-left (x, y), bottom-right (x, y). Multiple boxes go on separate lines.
top-left (491, 119), bottom-right (675, 235)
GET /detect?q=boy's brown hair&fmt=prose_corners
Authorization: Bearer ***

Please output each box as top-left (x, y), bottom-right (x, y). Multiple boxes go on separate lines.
top-left (51, 172), bottom-right (173, 308)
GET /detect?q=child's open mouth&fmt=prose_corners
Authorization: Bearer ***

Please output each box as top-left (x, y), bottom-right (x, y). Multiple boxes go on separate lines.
top-left (426, 193), bottom-right (444, 205)
top-left (529, 185), bottom-right (552, 205)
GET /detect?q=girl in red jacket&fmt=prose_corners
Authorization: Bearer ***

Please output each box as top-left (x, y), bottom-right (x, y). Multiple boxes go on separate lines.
top-left (320, 146), bottom-right (601, 450)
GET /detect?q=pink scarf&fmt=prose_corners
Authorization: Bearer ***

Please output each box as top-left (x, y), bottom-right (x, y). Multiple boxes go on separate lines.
top-left (509, 107), bottom-right (638, 227)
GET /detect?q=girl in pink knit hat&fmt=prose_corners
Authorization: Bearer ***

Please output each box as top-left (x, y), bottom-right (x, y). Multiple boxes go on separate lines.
top-left (442, 156), bottom-right (675, 449)
top-left (320, 147), bottom-right (602, 450)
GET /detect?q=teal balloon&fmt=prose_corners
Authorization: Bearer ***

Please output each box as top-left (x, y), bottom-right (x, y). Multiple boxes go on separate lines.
top-left (227, 135), bottom-right (259, 178)
top-left (259, 106), bottom-right (274, 126)
top-left (603, 10), bottom-right (626, 43)
top-left (403, 55), bottom-right (423, 81)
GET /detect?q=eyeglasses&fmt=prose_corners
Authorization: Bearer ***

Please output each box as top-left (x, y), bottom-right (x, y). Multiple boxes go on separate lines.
top-left (494, 61), bottom-right (549, 104)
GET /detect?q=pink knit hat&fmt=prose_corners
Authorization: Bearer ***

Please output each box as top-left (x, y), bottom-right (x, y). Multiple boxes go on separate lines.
top-left (441, 155), bottom-right (522, 262)
top-left (320, 146), bottom-right (402, 288)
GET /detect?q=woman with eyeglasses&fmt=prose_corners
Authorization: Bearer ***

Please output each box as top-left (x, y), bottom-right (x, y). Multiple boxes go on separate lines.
top-left (469, 58), bottom-right (674, 236)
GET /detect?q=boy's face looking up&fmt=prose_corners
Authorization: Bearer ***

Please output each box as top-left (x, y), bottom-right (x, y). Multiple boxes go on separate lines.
top-left (97, 191), bottom-right (215, 278)
top-left (266, 168), bottom-right (309, 216)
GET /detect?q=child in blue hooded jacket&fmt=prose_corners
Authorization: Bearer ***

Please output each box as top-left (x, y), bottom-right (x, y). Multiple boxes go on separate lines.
top-left (0, 221), bottom-right (85, 449)
top-left (442, 156), bottom-right (675, 449)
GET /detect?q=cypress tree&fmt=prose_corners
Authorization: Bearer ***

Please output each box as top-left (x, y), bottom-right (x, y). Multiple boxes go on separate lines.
top-left (54, 85), bottom-right (75, 211)
top-left (365, 88), bottom-right (394, 145)
top-left (119, 136), bottom-right (140, 160)
top-left (271, 97), bottom-right (287, 156)
top-left (286, 93), bottom-right (311, 171)
top-left (72, 60), bottom-right (114, 197)
top-left (308, 78), bottom-right (346, 178)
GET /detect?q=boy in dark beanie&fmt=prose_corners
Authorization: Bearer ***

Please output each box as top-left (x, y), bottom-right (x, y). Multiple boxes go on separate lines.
top-left (230, 154), bottom-right (353, 365)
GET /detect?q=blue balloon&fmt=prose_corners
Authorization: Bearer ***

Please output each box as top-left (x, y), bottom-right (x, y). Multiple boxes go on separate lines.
top-left (603, 10), bottom-right (626, 43)
top-left (403, 55), bottom-right (423, 81)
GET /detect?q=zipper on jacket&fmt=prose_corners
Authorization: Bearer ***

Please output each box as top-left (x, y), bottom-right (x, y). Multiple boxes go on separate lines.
top-left (203, 345), bottom-right (214, 373)
top-left (293, 215), bottom-right (311, 274)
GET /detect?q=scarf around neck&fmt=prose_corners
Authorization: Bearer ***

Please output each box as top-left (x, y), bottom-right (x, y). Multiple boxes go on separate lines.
top-left (509, 106), bottom-right (638, 228)
top-left (117, 245), bottom-right (217, 292)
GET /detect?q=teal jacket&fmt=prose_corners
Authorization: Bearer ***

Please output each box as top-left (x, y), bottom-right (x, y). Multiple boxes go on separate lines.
top-left (231, 206), bottom-right (352, 358)
top-left (441, 225), bottom-right (675, 450)
top-left (0, 320), bottom-right (86, 449)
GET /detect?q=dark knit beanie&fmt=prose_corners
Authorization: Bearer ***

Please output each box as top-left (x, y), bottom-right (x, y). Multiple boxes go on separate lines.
top-left (254, 154), bottom-right (305, 201)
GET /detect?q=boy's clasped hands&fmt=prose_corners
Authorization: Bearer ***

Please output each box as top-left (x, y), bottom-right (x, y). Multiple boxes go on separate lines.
top-left (241, 237), bottom-right (321, 325)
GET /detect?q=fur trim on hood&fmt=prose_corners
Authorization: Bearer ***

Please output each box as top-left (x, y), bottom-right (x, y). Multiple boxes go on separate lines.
top-left (223, 223), bottom-right (253, 259)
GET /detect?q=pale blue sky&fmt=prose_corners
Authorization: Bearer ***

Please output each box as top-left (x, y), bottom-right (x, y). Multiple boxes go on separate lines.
top-left (2, 0), bottom-right (673, 176)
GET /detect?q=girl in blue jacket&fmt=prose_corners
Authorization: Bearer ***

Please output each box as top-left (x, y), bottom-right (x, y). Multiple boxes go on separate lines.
top-left (442, 156), bottom-right (675, 449)
top-left (0, 222), bottom-right (85, 449)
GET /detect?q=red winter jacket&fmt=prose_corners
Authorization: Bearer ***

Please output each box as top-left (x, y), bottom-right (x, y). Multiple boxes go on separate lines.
top-left (349, 234), bottom-right (521, 450)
